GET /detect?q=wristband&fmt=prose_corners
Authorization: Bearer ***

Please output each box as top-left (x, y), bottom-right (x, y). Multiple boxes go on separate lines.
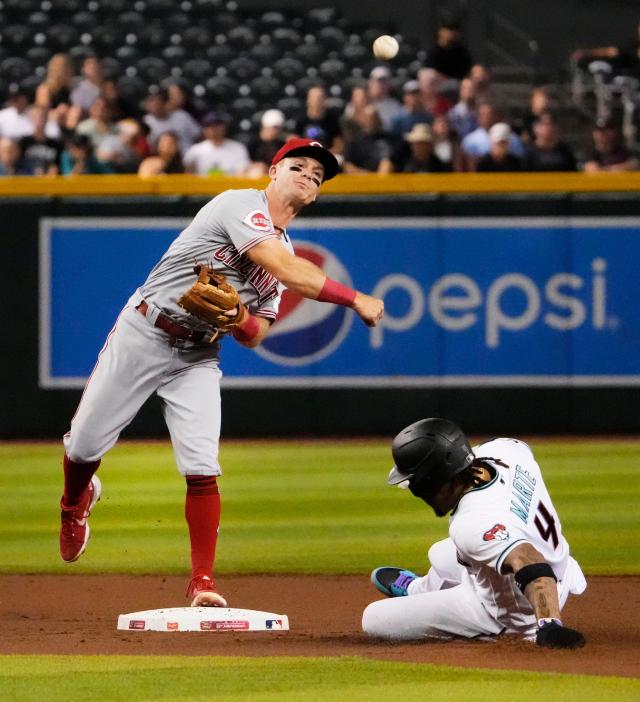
top-left (537, 618), bottom-right (562, 628)
top-left (232, 314), bottom-right (260, 343)
top-left (316, 277), bottom-right (357, 307)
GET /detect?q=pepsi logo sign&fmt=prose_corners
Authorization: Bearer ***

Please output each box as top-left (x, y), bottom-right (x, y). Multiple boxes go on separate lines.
top-left (254, 240), bottom-right (354, 366)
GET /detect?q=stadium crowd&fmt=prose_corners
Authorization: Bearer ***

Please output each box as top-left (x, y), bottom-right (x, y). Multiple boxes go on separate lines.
top-left (0, 17), bottom-right (638, 177)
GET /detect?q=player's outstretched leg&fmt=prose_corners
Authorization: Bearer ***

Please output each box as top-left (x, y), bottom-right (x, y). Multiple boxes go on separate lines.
top-left (371, 567), bottom-right (419, 597)
top-left (184, 475), bottom-right (226, 607)
top-left (60, 469), bottom-right (102, 563)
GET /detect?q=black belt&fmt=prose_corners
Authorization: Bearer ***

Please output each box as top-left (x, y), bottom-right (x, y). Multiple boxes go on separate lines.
top-left (137, 301), bottom-right (207, 343)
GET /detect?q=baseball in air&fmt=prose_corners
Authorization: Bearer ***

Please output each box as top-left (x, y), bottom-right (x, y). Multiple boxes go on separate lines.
top-left (372, 35), bottom-right (399, 60)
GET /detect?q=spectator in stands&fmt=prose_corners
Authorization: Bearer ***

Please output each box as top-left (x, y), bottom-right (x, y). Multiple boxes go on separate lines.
top-left (138, 131), bottom-right (184, 177)
top-left (165, 80), bottom-right (199, 119)
top-left (571, 21), bottom-right (640, 79)
top-left (582, 118), bottom-right (639, 172)
top-left (101, 79), bottom-right (140, 122)
top-left (390, 80), bottom-right (433, 138)
top-left (143, 86), bottom-right (201, 155)
top-left (246, 109), bottom-right (287, 177)
top-left (95, 118), bottom-right (145, 174)
top-left (342, 105), bottom-right (393, 173)
top-left (183, 111), bottom-right (250, 176)
top-left (384, 122), bottom-right (450, 173)
top-left (367, 66), bottom-right (403, 133)
top-left (416, 68), bottom-right (453, 117)
top-left (19, 106), bottom-right (63, 175)
top-left (60, 133), bottom-right (114, 175)
top-left (340, 85), bottom-right (370, 142)
top-left (0, 137), bottom-right (32, 176)
top-left (523, 112), bottom-right (577, 172)
top-left (476, 123), bottom-right (523, 172)
top-left (517, 86), bottom-right (553, 144)
top-left (70, 55), bottom-right (104, 117)
top-left (431, 114), bottom-right (463, 171)
top-left (293, 85), bottom-right (343, 153)
top-left (35, 54), bottom-right (73, 112)
top-left (0, 88), bottom-right (38, 141)
top-left (469, 64), bottom-right (500, 104)
top-left (447, 77), bottom-right (478, 138)
top-left (424, 18), bottom-right (473, 81)
top-left (76, 97), bottom-right (118, 152)
top-left (461, 102), bottom-right (524, 170)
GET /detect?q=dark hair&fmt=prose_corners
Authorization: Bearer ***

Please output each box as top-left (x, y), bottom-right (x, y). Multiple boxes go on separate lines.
top-left (66, 133), bottom-right (92, 150)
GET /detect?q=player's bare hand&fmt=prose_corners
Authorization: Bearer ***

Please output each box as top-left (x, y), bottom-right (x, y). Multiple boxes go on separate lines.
top-left (352, 292), bottom-right (384, 327)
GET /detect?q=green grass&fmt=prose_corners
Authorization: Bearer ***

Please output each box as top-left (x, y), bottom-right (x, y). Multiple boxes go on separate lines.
top-left (0, 440), bottom-right (638, 575)
top-left (1, 656), bottom-right (638, 702)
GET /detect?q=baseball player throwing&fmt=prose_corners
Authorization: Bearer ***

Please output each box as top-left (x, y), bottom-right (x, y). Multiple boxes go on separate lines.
top-left (363, 418), bottom-right (587, 648)
top-left (59, 138), bottom-right (384, 607)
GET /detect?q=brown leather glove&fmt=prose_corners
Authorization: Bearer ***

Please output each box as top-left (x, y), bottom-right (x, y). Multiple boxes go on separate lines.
top-left (177, 265), bottom-right (248, 330)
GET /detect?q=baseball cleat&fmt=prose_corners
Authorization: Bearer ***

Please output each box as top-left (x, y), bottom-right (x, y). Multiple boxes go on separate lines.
top-left (371, 566), bottom-right (418, 597)
top-left (59, 475), bottom-right (102, 563)
top-left (187, 575), bottom-right (228, 608)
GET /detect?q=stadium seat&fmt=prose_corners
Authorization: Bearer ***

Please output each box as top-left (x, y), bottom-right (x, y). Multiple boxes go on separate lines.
top-left (0, 57), bottom-right (33, 82)
top-left (227, 56), bottom-right (261, 81)
top-left (91, 24), bottom-right (123, 51)
top-left (116, 74), bottom-right (148, 103)
top-left (319, 58), bottom-right (348, 82)
top-left (1, 25), bottom-right (33, 52)
top-left (26, 47), bottom-right (53, 69)
top-left (3, 0), bottom-right (40, 17)
top-left (231, 95), bottom-right (259, 120)
top-left (205, 44), bottom-right (235, 66)
top-left (181, 26), bottom-right (212, 50)
top-left (249, 42), bottom-right (280, 65)
top-left (272, 57), bottom-right (306, 83)
top-left (100, 57), bottom-right (124, 80)
top-left (161, 45), bottom-right (188, 67)
top-left (205, 75), bottom-right (239, 103)
top-left (341, 43), bottom-right (369, 68)
top-left (70, 11), bottom-right (97, 31)
top-left (183, 59), bottom-right (214, 83)
top-left (135, 56), bottom-right (169, 83)
top-left (276, 95), bottom-right (303, 116)
top-left (115, 45), bottom-right (143, 67)
top-left (215, 10), bottom-right (242, 31)
top-left (136, 24), bottom-right (168, 50)
top-left (294, 42), bottom-right (326, 67)
top-left (318, 26), bottom-right (347, 49)
top-left (260, 10), bottom-right (287, 28)
top-left (271, 28), bottom-right (303, 51)
top-left (117, 11), bottom-right (146, 28)
top-left (44, 24), bottom-right (80, 51)
top-left (27, 11), bottom-right (51, 29)
top-left (227, 26), bottom-right (258, 50)
top-left (248, 75), bottom-right (283, 102)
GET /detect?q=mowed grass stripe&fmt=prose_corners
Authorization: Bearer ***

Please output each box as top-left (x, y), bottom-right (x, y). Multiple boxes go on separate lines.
top-left (1, 656), bottom-right (638, 702)
top-left (0, 440), bottom-right (638, 574)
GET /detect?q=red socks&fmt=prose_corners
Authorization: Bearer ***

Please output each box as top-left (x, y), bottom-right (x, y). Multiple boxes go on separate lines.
top-left (185, 475), bottom-right (221, 579)
top-left (62, 453), bottom-right (100, 507)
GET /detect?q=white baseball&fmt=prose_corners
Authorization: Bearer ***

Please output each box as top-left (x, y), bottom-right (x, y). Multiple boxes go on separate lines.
top-left (372, 35), bottom-right (399, 60)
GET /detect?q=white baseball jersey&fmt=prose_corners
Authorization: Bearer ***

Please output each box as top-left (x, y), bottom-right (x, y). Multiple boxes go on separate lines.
top-left (133, 188), bottom-right (294, 339)
top-left (362, 438), bottom-right (586, 641)
top-left (449, 437), bottom-right (586, 632)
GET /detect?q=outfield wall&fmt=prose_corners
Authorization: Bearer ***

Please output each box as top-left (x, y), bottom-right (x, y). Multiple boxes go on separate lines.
top-left (1, 174), bottom-right (639, 438)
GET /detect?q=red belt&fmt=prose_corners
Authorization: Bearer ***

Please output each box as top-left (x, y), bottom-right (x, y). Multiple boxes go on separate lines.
top-left (137, 301), bottom-right (207, 343)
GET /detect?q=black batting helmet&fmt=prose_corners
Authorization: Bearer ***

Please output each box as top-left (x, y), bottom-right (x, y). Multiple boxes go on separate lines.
top-left (387, 418), bottom-right (475, 490)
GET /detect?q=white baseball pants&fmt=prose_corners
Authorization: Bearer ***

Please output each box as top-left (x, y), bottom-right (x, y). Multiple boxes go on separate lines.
top-left (64, 304), bottom-right (223, 476)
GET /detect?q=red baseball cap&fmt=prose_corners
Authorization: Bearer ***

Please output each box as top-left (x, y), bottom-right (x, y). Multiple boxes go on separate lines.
top-left (271, 138), bottom-right (339, 181)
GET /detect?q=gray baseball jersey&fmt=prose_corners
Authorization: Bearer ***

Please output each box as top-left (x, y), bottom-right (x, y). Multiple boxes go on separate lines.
top-left (133, 188), bottom-right (294, 334)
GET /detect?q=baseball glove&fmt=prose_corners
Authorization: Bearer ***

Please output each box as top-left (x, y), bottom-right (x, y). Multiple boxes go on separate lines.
top-left (177, 265), bottom-right (248, 330)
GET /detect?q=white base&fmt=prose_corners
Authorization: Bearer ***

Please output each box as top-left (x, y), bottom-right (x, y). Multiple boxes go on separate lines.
top-left (117, 607), bottom-right (289, 632)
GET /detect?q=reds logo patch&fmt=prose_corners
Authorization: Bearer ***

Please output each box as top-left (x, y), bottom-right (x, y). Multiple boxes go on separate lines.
top-left (483, 523), bottom-right (510, 541)
top-left (243, 209), bottom-right (272, 232)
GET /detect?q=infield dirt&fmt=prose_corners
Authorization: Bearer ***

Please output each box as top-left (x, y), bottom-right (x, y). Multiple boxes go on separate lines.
top-left (0, 574), bottom-right (637, 677)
